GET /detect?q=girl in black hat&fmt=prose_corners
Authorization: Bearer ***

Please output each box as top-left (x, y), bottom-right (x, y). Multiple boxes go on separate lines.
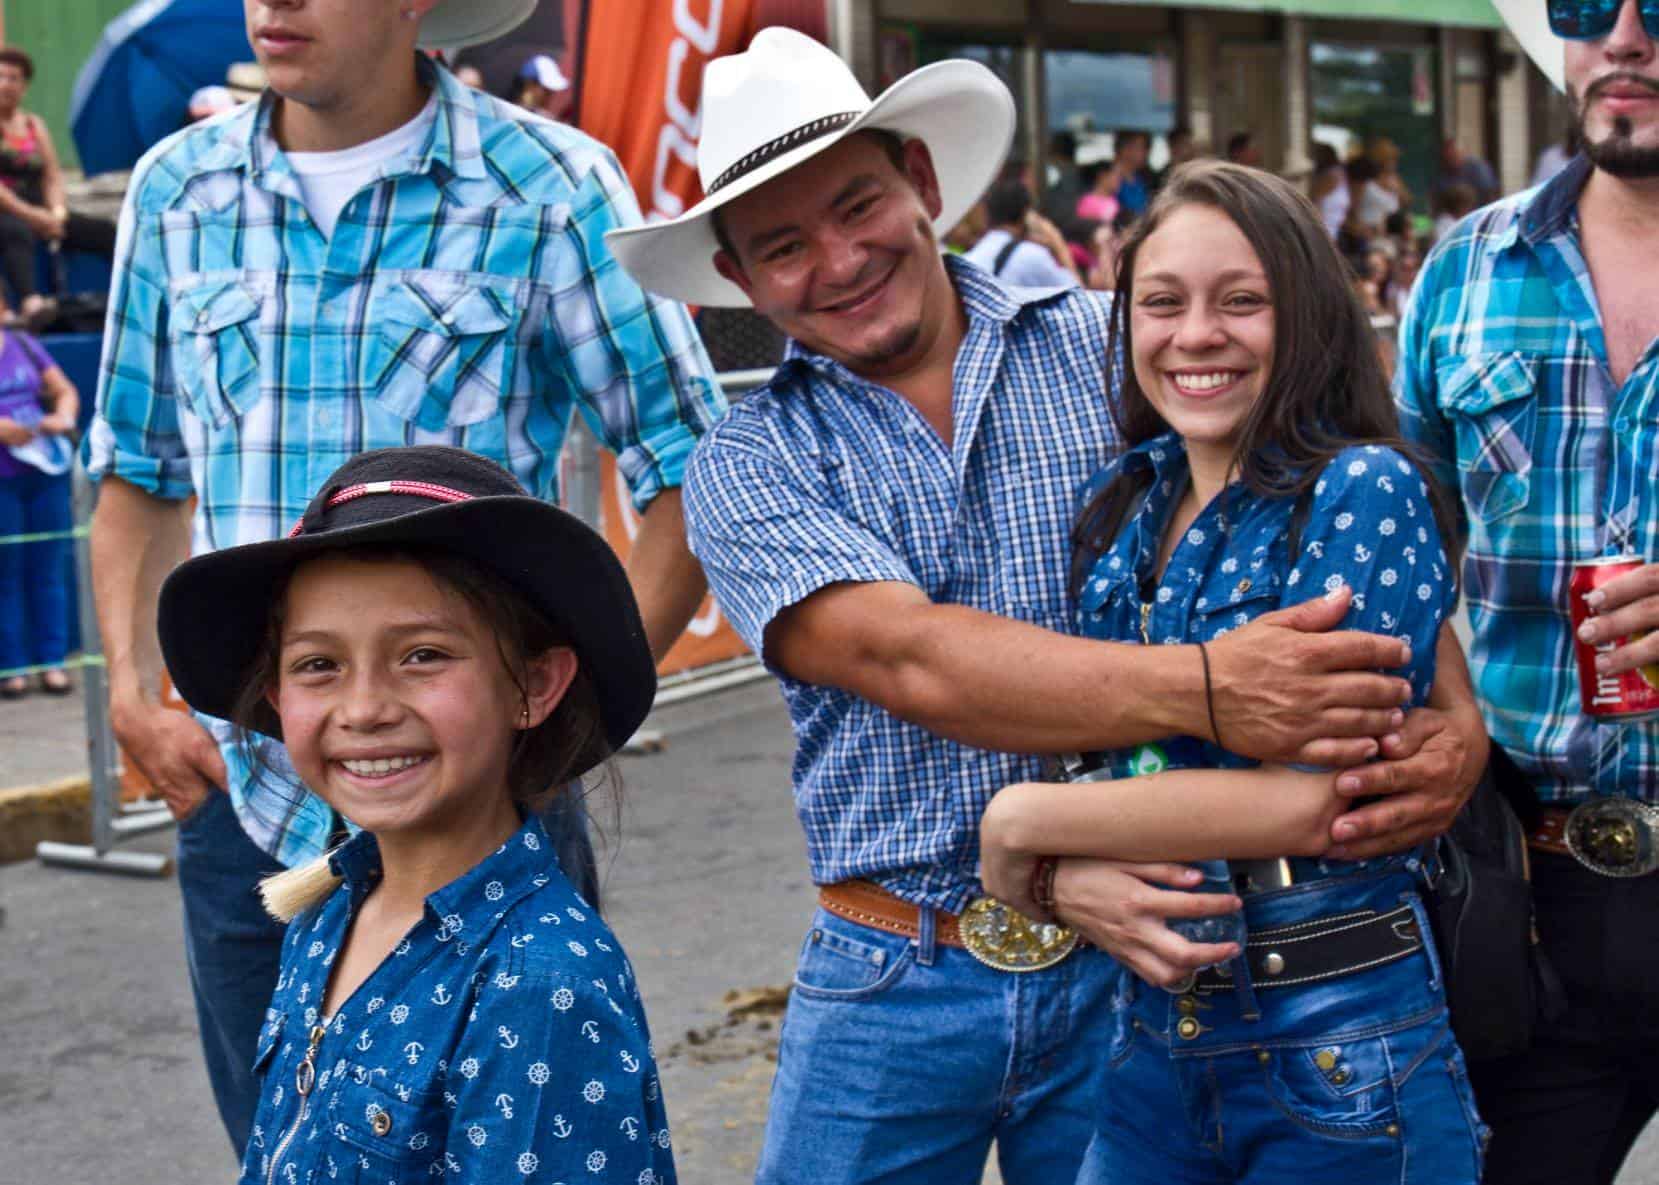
top-left (159, 446), bottom-right (675, 1185)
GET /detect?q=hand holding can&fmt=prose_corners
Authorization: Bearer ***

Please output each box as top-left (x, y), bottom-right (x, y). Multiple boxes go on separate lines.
top-left (1570, 557), bottom-right (1659, 722)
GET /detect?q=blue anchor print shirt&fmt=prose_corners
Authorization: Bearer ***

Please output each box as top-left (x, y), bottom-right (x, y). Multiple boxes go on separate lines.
top-left (1073, 433), bottom-right (1454, 882)
top-left (238, 816), bottom-right (674, 1185)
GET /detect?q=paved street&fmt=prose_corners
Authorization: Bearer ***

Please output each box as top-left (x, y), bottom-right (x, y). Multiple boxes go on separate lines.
top-left (0, 678), bottom-right (821, 1183)
top-left (2, 678), bottom-right (1657, 1183)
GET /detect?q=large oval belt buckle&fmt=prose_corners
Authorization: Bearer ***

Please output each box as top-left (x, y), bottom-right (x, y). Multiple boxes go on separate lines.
top-left (1565, 798), bottom-right (1659, 878)
top-left (958, 897), bottom-right (1079, 973)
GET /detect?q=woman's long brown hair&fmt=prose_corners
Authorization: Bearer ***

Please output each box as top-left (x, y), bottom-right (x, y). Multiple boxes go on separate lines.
top-left (1093, 159), bottom-right (1458, 554)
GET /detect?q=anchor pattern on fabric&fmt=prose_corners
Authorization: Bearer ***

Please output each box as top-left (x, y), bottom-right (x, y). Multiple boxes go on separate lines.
top-left (238, 816), bottom-right (673, 1185)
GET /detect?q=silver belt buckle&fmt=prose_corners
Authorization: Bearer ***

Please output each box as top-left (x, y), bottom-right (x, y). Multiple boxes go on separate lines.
top-left (958, 898), bottom-right (1079, 973)
top-left (1565, 798), bottom-right (1659, 877)
top-left (1234, 858), bottom-right (1294, 894)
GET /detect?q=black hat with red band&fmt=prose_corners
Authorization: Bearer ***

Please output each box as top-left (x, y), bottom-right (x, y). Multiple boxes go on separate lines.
top-left (157, 446), bottom-right (656, 765)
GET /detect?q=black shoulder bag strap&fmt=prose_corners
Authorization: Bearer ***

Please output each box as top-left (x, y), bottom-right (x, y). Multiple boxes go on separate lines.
top-left (992, 234), bottom-right (1023, 277)
top-left (1069, 467), bottom-right (1153, 604)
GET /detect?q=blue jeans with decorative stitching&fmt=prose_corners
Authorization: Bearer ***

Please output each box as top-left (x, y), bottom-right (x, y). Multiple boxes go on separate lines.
top-left (1076, 869), bottom-right (1488, 1185)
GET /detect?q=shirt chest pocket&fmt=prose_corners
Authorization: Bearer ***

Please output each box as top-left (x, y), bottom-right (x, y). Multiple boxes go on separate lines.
top-left (1074, 564), bottom-right (1142, 642)
top-left (1438, 352), bottom-right (1538, 523)
top-left (1191, 567), bottom-right (1283, 640)
top-left (171, 280), bottom-right (265, 428)
top-left (364, 276), bottom-right (520, 432)
top-left (325, 1068), bottom-right (448, 1183)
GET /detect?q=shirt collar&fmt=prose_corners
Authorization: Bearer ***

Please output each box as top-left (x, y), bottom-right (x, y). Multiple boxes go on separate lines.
top-left (776, 251), bottom-right (1063, 383)
top-left (1119, 429), bottom-right (1187, 478)
top-left (328, 814), bottom-right (563, 925)
top-left (231, 55), bottom-right (487, 190)
top-left (1516, 152), bottom-right (1593, 249)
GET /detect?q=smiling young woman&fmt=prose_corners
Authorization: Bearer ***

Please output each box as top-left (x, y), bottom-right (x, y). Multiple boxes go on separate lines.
top-left (979, 161), bottom-right (1481, 1185)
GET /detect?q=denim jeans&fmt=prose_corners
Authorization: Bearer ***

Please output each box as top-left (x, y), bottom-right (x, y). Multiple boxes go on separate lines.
top-left (0, 467), bottom-right (73, 675)
top-left (755, 904), bottom-right (1119, 1185)
top-left (176, 788), bottom-right (289, 1157)
top-left (1078, 870), bottom-right (1487, 1185)
top-left (177, 785), bottom-right (599, 1157)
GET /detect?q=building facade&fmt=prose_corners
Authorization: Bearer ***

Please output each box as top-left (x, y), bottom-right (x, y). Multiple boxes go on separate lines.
top-left (832, 0), bottom-right (1568, 209)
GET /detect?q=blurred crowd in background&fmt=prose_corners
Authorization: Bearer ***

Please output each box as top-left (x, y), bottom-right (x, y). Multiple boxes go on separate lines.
top-left (939, 119), bottom-right (1567, 344)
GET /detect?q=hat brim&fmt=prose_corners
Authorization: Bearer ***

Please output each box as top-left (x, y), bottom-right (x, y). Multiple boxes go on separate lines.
top-left (420, 0), bottom-right (538, 51)
top-left (605, 58), bottom-right (1016, 308)
top-left (157, 497), bottom-right (656, 774)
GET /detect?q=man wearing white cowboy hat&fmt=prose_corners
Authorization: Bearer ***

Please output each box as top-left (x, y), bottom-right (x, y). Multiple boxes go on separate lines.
top-left (1400, 2), bottom-right (1659, 1180)
top-left (87, 0), bottom-right (725, 1158)
top-left (609, 27), bottom-right (1487, 1182)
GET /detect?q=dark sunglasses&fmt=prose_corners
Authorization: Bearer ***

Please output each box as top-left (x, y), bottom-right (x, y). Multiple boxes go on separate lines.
top-left (1548, 0), bottom-right (1659, 40)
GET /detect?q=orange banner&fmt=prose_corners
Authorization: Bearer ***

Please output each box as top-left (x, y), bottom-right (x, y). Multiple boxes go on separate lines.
top-left (575, 0), bottom-right (761, 224)
top-left (575, 0), bottom-right (823, 674)
top-left (598, 454), bottom-right (747, 675)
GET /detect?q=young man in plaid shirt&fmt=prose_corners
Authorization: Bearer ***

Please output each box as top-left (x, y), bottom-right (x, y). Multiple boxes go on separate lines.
top-left (1398, 3), bottom-right (1659, 1179)
top-left (87, 0), bottom-right (724, 1157)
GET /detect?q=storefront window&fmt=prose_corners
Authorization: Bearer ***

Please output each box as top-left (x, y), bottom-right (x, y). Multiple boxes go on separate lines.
top-left (1046, 47), bottom-right (1177, 171)
top-left (1310, 41), bottom-right (1440, 218)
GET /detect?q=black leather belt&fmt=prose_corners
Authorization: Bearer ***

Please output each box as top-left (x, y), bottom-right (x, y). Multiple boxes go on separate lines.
top-left (1193, 904), bottom-right (1424, 994)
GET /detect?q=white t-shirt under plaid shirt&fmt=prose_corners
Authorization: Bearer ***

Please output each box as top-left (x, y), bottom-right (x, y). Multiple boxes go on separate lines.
top-left (88, 59), bottom-right (726, 867)
top-left (683, 256), bottom-right (1122, 913)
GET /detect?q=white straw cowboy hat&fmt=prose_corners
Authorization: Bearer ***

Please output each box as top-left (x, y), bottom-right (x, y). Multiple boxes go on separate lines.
top-left (605, 27), bottom-right (1016, 308)
top-left (420, 0), bottom-right (538, 52)
top-left (1492, 0), bottom-right (1565, 91)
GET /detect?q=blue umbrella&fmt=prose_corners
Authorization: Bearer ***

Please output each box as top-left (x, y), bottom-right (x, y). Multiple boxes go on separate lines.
top-left (69, 0), bottom-right (254, 176)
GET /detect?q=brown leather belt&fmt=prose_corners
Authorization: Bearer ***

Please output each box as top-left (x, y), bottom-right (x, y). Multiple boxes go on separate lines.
top-left (818, 880), bottom-right (966, 948)
top-left (1529, 807), bottom-right (1573, 859)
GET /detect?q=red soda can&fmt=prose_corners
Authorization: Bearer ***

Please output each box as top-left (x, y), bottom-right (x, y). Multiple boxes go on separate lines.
top-left (1570, 556), bottom-right (1659, 722)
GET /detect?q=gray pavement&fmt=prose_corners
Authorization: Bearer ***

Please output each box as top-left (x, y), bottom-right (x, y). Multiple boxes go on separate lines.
top-left (3, 680), bottom-right (1658, 1183)
top-left (0, 679), bottom-right (818, 1183)
top-left (0, 674), bottom-right (91, 793)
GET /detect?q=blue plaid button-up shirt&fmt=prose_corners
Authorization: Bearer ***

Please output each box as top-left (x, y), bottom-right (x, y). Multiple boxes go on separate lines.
top-left (88, 60), bottom-right (726, 864)
top-left (683, 258), bottom-right (1121, 912)
top-left (1396, 154), bottom-right (1659, 805)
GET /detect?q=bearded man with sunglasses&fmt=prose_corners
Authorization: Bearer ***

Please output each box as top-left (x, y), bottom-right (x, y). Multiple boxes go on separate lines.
top-left (1397, 2), bottom-right (1659, 1180)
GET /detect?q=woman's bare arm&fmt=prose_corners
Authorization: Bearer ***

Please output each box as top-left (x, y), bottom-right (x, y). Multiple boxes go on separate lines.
top-left (35, 115), bottom-right (67, 218)
top-left (979, 765), bottom-right (1342, 925)
top-left (983, 764), bottom-right (1342, 866)
top-left (37, 364), bottom-right (79, 432)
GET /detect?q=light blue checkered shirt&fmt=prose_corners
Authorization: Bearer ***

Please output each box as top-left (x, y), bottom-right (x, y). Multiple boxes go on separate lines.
top-left (88, 59), bottom-right (726, 865)
top-left (683, 257), bottom-right (1121, 912)
top-left (1396, 154), bottom-right (1658, 805)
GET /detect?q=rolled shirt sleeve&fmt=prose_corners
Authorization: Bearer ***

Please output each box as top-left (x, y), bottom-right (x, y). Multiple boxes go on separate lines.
top-left (86, 152), bottom-right (193, 500)
top-left (683, 434), bottom-right (920, 663)
top-left (544, 148), bottom-right (727, 512)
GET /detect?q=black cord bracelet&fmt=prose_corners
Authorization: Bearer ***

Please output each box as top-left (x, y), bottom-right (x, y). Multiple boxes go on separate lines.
top-left (1197, 640), bottom-right (1223, 749)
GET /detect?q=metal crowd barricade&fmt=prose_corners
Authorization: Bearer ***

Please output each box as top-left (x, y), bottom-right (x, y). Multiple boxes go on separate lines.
top-left (35, 460), bottom-right (172, 877)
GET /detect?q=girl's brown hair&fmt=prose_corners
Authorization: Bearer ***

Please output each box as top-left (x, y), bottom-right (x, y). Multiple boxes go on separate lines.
top-left (237, 545), bottom-right (614, 919)
top-left (1094, 159), bottom-right (1457, 552)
